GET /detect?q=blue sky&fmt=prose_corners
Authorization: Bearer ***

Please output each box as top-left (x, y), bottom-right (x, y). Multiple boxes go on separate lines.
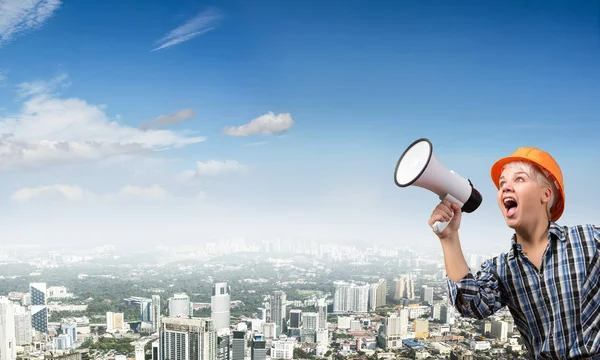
top-left (0, 0), bottom-right (598, 252)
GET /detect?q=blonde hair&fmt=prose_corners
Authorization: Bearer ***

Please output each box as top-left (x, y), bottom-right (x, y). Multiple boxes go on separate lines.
top-left (502, 161), bottom-right (559, 220)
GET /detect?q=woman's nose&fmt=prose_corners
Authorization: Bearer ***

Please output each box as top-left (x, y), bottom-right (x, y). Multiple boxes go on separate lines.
top-left (502, 183), bottom-right (514, 192)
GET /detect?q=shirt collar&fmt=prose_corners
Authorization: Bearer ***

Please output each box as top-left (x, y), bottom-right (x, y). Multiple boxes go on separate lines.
top-left (507, 221), bottom-right (567, 260)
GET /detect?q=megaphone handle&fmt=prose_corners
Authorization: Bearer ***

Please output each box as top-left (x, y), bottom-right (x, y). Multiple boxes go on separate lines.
top-left (432, 194), bottom-right (463, 234)
top-left (432, 220), bottom-right (450, 233)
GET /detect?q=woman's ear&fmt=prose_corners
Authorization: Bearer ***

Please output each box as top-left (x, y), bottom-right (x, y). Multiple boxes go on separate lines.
top-left (541, 187), bottom-right (552, 204)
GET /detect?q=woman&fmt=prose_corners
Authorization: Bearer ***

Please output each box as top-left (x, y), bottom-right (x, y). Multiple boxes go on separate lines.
top-left (430, 146), bottom-right (600, 359)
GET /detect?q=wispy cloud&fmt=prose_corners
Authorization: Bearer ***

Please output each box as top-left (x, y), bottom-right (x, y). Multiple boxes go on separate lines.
top-left (140, 108), bottom-right (196, 130)
top-left (16, 72), bottom-right (69, 97)
top-left (152, 7), bottom-right (222, 51)
top-left (0, 0), bottom-right (62, 48)
top-left (0, 69), bottom-right (6, 86)
top-left (244, 141), bottom-right (268, 147)
top-left (11, 183), bottom-right (173, 203)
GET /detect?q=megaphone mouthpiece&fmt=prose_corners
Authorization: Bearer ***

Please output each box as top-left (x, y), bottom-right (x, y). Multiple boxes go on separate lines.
top-left (394, 138), bottom-right (483, 233)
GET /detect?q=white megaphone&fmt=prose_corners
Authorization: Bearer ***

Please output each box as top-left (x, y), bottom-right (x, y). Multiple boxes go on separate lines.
top-left (394, 138), bottom-right (483, 234)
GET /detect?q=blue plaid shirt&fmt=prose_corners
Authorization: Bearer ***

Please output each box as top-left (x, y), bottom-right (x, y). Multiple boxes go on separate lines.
top-left (447, 222), bottom-right (600, 359)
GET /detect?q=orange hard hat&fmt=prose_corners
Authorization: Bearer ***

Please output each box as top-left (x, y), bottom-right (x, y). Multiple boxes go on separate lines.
top-left (490, 147), bottom-right (565, 222)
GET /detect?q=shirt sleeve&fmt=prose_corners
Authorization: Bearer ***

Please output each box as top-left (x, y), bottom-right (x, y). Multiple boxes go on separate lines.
top-left (446, 257), bottom-right (506, 319)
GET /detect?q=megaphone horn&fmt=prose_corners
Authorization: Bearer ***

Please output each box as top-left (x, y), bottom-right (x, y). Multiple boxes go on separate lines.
top-left (394, 138), bottom-right (483, 234)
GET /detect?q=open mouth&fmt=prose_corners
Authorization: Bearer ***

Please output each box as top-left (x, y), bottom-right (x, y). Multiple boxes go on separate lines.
top-left (503, 197), bottom-right (518, 217)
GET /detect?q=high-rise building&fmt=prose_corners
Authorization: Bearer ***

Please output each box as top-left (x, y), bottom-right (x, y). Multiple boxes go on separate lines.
top-left (369, 284), bottom-right (378, 311)
top-left (256, 307), bottom-right (266, 321)
top-left (168, 293), bottom-right (192, 318)
top-left (106, 312), bottom-right (126, 332)
top-left (376, 279), bottom-right (387, 307)
top-left (270, 291), bottom-right (286, 336)
top-left (333, 281), bottom-right (369, 313)
top-left (124, 297), bottom-right (153, 323)
top-left (159, 317), bottom-right (217, 360)
top-left (216, 333), bottom-right (230, 360)
top-left (421, 286), bottom-right (433, 304)
top-left (0, 297), bottom-right (16, 360)
top-left (152, 340), bottom-right (159, 360)
top-left (393, 275), bottom-right (414, 300)
top-left (378, 309), bottom-right (408, 350)
top-left (414, 319), bottom-right (429, 338)
top-left (300, 312), bottom-right (318, 343)
top-left (151, 295), bottom-right (161, 333)
top-left (441, 304), bottom-right (455, 326)
top-left (250, 334), bottom-right (266, 360)
top-left (53, 334), bottom-right (72, 350)
top-left (316, 329), bottom-right (328, 346)
top-left (29, 283), bottom-right (48, 333)
top-left (288, 309), bottom-right (301, 329)
top-left (13, 305), bottom-right (32, 346)
top-left (211, 283), bottom-right (231, 331)
top-left (61, 320), bottom-right (77, 345)
top-left (431, 303), bottom-right (441, 321)
top-left (302, 313), bottom-right (317, 330)
top-left (317, 298), bottom-right (327, 330)
top-left (231, 330), bottom-right (245, 360)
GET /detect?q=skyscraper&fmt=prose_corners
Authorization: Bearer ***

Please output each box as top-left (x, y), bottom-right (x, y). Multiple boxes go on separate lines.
top-left (151, 295), bottom-right (161, 333)
top-left (217, 333), bottom-right (230, 360)
top-left (270, 291), bottom-right (286, 336)
top-left (231, 330), bottom-right (245, 360)
top-left (289, 309), bottom-right (301, 329)
top-left (333, 281), bottom-right (369, 313)
top-left (393, 275), bottom-right (414, 300)
top-left (29, 283), bottom-right (48, 333)
top-left (124, 296), bottom-right (152, 323)
top-left (13, 306), bottom-right (32, 346)
top-left (159, 317), bottom-right (217, 360)
top-left (250, 334), bottom-right (267, 360)
top-left (250, 334), bottom-right (266, 360)
top-left (211, 282), bottom-right (230, 331)
top-left (168, 293), bottom-right (192, 318)
top-left (421, 286), bottom-right (433, 304)
top-left (0, 297), bottom-right (16, 360)
top-left (317, 298), bottom-right (327, 330)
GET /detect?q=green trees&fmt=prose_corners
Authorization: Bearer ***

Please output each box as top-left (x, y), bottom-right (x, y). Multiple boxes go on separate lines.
top-left (79, 337), bottom-right (135, 357)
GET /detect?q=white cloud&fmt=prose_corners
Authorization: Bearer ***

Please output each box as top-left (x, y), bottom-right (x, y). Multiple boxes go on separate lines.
top-left (177, 160), bottom-right (246, 181)
top-left (223, 112), bottom-right (294, 137)
top-left (11, 184), bottom-right (88, 202)
top-left (152, 7), bottom-right (221, 51)
top-left (0, 0), bottom-right (62, 48)
top-left (139, 108), bottom-right (196, 130)
top-left (11, 183), bottom-right (172, 203)
top-left (0, 74), bottom-right (205, 171)
top-left (194, 160), bottom-right (245, 176)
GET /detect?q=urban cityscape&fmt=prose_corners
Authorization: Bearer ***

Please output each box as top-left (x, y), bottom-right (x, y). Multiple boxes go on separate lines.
top-left (0, 237), bottom-right (527, 359)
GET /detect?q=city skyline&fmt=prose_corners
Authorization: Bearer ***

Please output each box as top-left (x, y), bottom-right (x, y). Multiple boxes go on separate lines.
top-left (0, 1), bottom-right (598, 249)
top-left (0, 242), bottom-right (521, 359)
